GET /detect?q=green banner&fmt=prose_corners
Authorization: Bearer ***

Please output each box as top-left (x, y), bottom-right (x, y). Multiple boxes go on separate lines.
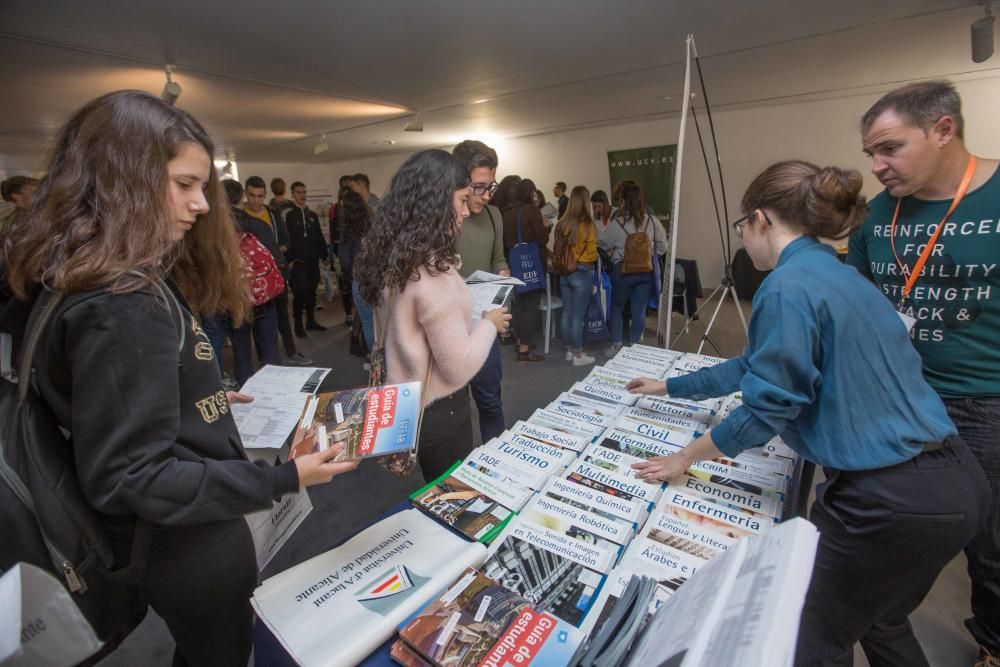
top-left (606, 145), bottom-right (677, 225)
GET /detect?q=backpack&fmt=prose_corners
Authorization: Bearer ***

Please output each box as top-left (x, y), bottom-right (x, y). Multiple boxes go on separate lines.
top-left (0, 287), bottom-right (171, 656)
top-left (618, 215), bottom-right (653, 274)
top-left (240, 232), bottom-right (285, 306)
top-left (552, 224), bottom-right (581, 276)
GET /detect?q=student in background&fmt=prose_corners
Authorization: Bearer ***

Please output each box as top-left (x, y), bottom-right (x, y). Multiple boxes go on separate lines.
top-left (502, 178), bottom-right (549, 362)
top-left (0, 175), bottom-right (39, 240)
top-left (268, 177), bottom-right (294, 216)
top-left (244, 176), bottom-right (310, 365)
top-left (590, 189), bottom-right (612, 231)
top-left (337, 189), bottom-right (374, 347)
top-left (555, 186), bottom-right (598, 366)
top-left (533, 188), bottom-right (559, 228)
top-left (599, 182), bottom-right (666, 354)
top-left (626, 159), bottom-right (988, 667)
top-left (354, 149), bottom-right (510, 481)
top-left (348, 173), bottom-right (380, 209)
top-left (283, 181), bottom-right (327, 338)
top-left (490, 174), bottom-right (521, 213)
top-left (453, 139), bottom-right (509, 442)
top-left (553, 181), bottom-right (569, 217)
top-left (5, 90), bottom-right (358, 665)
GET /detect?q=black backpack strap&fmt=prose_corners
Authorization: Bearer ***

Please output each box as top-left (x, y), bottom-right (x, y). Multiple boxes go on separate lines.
top-left (18, 291), bottom-right (65, 401)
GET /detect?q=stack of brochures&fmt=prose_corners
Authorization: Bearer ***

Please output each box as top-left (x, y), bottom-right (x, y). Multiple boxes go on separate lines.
top-left (397, 347), bottom-right (805, 665)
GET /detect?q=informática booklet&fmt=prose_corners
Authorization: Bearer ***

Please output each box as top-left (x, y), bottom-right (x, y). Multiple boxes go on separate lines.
top-left (288, 381), bottom-right (421, 461)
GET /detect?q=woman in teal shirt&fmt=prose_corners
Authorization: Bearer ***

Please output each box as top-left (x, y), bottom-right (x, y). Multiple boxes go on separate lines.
top-left (627, 160), bottom-right (989, 666)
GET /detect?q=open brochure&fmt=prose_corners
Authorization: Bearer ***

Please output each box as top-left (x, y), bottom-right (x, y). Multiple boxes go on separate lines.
top-left (231, 364), bottom-right (332, 450)
top-left (468, 283), bottom-right (514, 326)
top-left (288, 381), bottom-right (421, 461)
top-left (251, 509), bottom-right (487, 667)
top-left (465, 271), bottom-right (526, 285)
top-left (624, 518), bottom-right (818, 667)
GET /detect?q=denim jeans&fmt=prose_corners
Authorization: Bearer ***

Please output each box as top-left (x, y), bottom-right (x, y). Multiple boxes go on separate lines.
top-left (352, 280), bottom-right (375, 349)
top-left (232, 300), bottom-right (280, 386)
top-left (944, 396), bottom-right (1000, 653)
top-left (559, 266), bottom-right (593, 352)
top-left (469, 337), bottom-right (505, 441)
top-left (610, 268), bottom-right (653, 345)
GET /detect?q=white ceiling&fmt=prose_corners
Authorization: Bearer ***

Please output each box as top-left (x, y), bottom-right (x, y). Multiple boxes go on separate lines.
top-left (0, 0), bottom-right (988, 171)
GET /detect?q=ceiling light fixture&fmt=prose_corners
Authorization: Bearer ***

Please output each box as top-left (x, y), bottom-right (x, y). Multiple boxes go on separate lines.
top-left (161, 65), bottom-right (182, 106)
top-left (373, 139), bottom-right (396, 145)
top-left (403, 113), bottom-right (424, 132)
top-left (972, 0), bottom-right (995, 62)
top-left (314, 134), bottom-right (330, 156)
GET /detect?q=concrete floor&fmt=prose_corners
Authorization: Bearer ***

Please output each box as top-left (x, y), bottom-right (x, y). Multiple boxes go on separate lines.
top-left (97, 293), bottom-right (979, 667)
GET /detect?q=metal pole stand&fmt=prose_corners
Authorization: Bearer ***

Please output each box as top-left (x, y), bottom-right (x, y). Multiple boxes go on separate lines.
top-left (672, 263), bottom-right (748, 355)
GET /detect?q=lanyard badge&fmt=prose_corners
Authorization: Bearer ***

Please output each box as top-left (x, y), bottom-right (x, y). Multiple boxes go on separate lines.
top-left (890, 155), bottom-right (977, 333)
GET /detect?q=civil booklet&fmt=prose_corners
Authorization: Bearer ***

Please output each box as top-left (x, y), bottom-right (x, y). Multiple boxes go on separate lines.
top-left (620, 405), bottom-right (703, 435)
top-left (410, 460), bottom-right (530, 543)
top-left (288, 381), bottom-right (421, 461)
top-left (609, 413), bottom-right (696, 448)
top-left (483, 519), bottom-right (614, 627)
top-left (657, 488), bottom-right (774, 539)
top-left (251, 509), bottom-right (488, 667)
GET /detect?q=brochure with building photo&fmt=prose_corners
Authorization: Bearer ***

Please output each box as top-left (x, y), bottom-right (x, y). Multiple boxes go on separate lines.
top-left (639, 510), bottom-right (737, 562)
top-left (508, 420), bottom-right (588, 453)
top-left (521, 494), bottom-right (635, 546)
top-left (288, 381), bottom-right (421, 461)
top-left (528, 409), bottom-right (606, 441)
top-left (565, 460), bottom-right (664, 505)
top-left (464, 447), bottom-right (548, 491)
top-left (583, 442), bottom-right (651, 477)
top-left (410, 461), bottom-right (519, 544)
top-left (483, 519), bottom-right (613, 627)
top-left (468, 283), bottom-right (514, 326)
top-left (488, 432), bottom-right (577, 471)
top-left (541, 477), bottom-right (648, 526)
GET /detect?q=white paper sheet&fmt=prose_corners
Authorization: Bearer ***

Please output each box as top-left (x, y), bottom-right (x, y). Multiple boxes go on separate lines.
top-left (245, 491), bottom-right (314, 570)
top-left (231, 365), bottom-right (331, 450)
top-left (468, 283), bottom-right (513, 325)
top-left (0, 563), bottom-right (103, 667)
top-left (464, 271), bottom-right (526, 285)
top-left (251, 509), bottom-right (487, 667)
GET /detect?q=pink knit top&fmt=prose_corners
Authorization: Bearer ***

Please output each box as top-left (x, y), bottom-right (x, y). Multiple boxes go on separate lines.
top-left (380, 265), bottom-right (497, 405)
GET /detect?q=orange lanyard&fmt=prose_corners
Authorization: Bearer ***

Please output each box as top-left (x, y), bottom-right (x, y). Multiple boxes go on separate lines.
top-left (890, 155), bottom-right (977, 305)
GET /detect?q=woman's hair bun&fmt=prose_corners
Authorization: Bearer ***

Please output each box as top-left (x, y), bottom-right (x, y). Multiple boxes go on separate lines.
top-left (804, 166), bottom-right (867, 240)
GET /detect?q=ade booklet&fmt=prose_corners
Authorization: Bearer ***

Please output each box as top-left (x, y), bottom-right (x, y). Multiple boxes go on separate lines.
top-left (289, 381), bottom-right (421, 461)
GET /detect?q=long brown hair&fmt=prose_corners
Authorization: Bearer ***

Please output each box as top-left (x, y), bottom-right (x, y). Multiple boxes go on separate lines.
top-left (6, 90), bottom-right (249, 320)
top-left (355, 149), bottom-right (470, 307)
top-left (556, 185), bottom-right (594, 244)
top-left (740, 160), bottom-right (867, 240)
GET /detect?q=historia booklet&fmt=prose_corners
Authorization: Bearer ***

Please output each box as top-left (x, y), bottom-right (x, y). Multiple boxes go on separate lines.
top-left (288, 381), bottom-right (421, 461)
top-left (251, 510), bottom-right (487, 667)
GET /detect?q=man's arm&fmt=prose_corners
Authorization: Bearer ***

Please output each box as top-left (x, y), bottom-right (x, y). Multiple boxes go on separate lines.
top-left (489, 208), bottom-right (510, 275)
top-left (845, 228), bottom-right (873, 281)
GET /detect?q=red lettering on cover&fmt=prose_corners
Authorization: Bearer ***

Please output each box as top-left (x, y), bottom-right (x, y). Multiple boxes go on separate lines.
top-left (477, 608), bottom-right (556, 667)
top-left (358, 389), bottom-right (398, 456)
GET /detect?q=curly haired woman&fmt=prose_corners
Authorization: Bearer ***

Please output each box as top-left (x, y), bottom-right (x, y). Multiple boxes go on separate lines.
top-left (355, 149), bottom-right (511, 481)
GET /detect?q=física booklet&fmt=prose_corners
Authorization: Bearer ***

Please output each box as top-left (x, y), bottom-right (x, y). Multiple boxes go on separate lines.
top-left (289, 381), bottom-right (422, 461)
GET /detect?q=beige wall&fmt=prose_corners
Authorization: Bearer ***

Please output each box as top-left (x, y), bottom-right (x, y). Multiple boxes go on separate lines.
top-left (265, 75), bottom-right (1000, 287)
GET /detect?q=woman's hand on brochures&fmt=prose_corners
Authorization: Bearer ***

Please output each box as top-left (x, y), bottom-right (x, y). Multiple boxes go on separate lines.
top-left (632, 454), bottom-right (688, 483)
top-left (626, 377), bottom-right (667, 396)
top-left (483, 306), bottom-right (512, 334)
top-left (295, 444), bottom-right (359, 489)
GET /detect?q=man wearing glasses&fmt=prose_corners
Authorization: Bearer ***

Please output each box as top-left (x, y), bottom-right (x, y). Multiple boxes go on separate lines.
top-left (453, 140), bottom-right (509, 441)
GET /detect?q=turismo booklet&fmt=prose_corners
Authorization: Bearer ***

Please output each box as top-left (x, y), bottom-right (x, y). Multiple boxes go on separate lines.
top-left (288, 381), bottom-right (421, 461)
top-left (411, 460), bottom-right (530, 543)
top-left (251, 509), bottom-right (487, 667)
top-left (487, 432), bottom-right (577, 471)
top-left (397, 566), bottom-right (583, 667)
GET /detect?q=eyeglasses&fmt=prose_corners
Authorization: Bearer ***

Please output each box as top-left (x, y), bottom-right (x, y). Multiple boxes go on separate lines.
top-left (731, 209), bottom-right (773, 238)
top-left (470, 181), bottom-right (499, 196)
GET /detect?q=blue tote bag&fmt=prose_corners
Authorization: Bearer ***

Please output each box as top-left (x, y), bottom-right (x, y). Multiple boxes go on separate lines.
top-left (509, 207), bottom-right (545, 294)
top-left (584, 263), bottom-right (611, 341)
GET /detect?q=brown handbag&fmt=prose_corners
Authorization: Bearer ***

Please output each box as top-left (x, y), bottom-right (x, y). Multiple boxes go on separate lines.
top-left (369, 306), bottom-right (432, 477)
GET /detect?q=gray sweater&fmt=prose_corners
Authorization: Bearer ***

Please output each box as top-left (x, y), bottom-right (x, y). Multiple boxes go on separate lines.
top-left (597, 214), bottom-right (668, 265)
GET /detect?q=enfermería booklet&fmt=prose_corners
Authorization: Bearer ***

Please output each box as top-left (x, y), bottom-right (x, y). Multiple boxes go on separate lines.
top-left (251, 509), bottom-right (487, 667)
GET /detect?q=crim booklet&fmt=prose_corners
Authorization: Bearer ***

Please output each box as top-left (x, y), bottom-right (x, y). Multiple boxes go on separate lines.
top-left (289, 381), bottom-right (422, 461)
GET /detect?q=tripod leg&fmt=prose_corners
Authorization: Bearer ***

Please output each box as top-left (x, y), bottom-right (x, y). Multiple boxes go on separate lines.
top-left (728, 285), bottom-right (749, 337)
top-left (672, 282), bottom-right (726, 348)
top-left (697, 285), bottom-right (730, 355)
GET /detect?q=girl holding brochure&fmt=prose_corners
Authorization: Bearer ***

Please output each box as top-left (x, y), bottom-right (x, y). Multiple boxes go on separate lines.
top-left (355, 149), bottom-right (511, 481)
top-left (625, 160), bottom-right (989, 666)
top-left (5, 91), bottom-right (359, 665)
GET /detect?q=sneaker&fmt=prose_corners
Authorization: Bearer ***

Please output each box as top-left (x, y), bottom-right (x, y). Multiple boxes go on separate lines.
top-left (306, 321), bottom-right (327, 332)
top-left (572, 353), bottom-right (596, 366)
top-left (565, 350), bottom-right (574, 361)
top-left (604, 343), bottom-right (622, 357)
top-left (362, 362), bottom-right (371, 372)
top-left (286, 352), bottom-right (313, 365)
top-left (976, 647), bottom-right (1000, 667)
